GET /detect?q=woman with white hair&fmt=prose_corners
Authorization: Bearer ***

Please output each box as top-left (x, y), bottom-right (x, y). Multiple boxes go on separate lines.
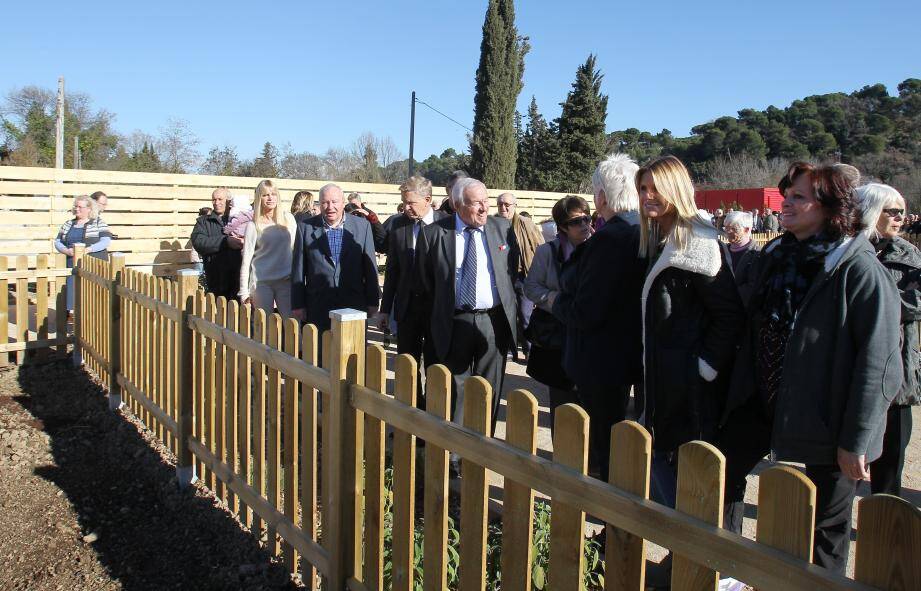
top-left (637, 155), bottom-right (744, 507)
top-left (551, 153), bottom-right (647, 480)
top-left (54, 195), bottom-right (112, 311)
top-left (855, 182), bottom-right (920, 498)
top-left (722, 210), bottom-right (760, 305)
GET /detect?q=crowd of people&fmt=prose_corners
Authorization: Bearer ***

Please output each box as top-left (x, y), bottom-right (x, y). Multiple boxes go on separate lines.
top-left (52, 153), bottom-right (915, 578)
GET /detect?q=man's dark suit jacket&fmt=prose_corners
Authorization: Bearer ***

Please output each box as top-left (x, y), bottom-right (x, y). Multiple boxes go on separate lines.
top-left (291, 214), bottom-right (380, 331)
top-left (380, 210), bottom-right (448, 322)
top-left (415, 214), bottom-right (519, 360)
top-left (552, 214), bottom-right (645, 388)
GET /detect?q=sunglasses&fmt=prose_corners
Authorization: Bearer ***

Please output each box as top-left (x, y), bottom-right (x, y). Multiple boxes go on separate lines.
top-left (562, 215), bottom-right (591, 228)
top-left (883, 208), bottom-right (905, 217)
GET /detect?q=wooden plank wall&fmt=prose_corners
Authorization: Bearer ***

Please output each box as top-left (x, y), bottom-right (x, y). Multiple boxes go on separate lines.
top-left (0, 166), bottom-right (580, 276)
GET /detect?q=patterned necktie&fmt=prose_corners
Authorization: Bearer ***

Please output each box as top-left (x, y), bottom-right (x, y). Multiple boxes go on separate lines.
top-left (410, 220), bottom-right (422, 267)
top-left (457, 226), bottom-right (479, 309)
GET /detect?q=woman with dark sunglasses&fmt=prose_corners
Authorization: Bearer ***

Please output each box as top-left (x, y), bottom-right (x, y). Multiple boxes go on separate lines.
top-left (855, 183), bottom-right (920, 499)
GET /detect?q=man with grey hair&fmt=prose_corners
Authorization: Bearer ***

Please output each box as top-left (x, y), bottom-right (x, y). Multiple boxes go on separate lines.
top-left (190, 187), bottom-right (243, 300)
top-left (551, 153), bottom-right (646, 480)
top-left (291, 183), bottom-right (380, 332)
top-left (496, 192), bottom-right (544, 362)
top-left (762, 207), bottom-right (779, 233)
top-left (415, 177), bottom-right (519, 437)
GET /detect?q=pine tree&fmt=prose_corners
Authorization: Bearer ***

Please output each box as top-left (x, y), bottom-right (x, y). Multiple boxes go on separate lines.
top-left (556, 55), bottom-right (608, 192)
top-left (252, 142), bottom-right (279, 178)
top-left (469, 0), bottom-right (529, 189)
top-left (517, 96), bottom-right (562, 190)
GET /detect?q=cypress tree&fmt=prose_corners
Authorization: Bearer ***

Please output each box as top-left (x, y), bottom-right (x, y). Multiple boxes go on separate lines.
top-left (469, 0), bottom-right (529, 189)
top-left (517, 96), bottom-right (562, 190)
top-left (556, 54), bottom-right (608, 192)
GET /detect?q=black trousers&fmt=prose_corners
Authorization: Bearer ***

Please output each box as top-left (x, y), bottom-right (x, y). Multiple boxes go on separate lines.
top-left (869, 404), bottom-right (913, 497)
top-left (441, 309), bottom-right (512, 435)
top-left (718, 399), bottom-right (857, 576)
top-left (395, 313), bottom-right (437, 410)
top-left (575, 382), bottom-right (630, 481)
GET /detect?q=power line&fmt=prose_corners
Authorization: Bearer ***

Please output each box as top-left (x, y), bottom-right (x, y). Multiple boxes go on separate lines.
top-left (414, 97), bottom-right (473, 133)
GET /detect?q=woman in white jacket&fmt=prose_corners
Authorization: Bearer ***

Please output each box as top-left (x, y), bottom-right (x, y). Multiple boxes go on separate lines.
top-left (239, 180), bottom-right (297, 317)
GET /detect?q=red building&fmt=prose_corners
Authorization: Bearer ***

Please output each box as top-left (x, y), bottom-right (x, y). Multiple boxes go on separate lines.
top-left (695, 187), bottom-right (783, 212)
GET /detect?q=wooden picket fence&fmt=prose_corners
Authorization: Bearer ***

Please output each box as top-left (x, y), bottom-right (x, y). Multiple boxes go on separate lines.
top-left (70, 250), bottom-right (920, 591)
top-left (0, 253), bottom-right (71, 367)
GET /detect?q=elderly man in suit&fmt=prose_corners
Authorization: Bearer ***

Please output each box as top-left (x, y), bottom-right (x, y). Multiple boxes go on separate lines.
top-left (291, 183), bottom-right (380, 332)
top-left (378, 176), bottom-right (447, 407)
top-left (416, 177), bottom-right (519, 431)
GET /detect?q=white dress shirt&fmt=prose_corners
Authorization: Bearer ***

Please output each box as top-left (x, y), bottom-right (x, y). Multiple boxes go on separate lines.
top-left (454, 214), bottom-right (499, 309)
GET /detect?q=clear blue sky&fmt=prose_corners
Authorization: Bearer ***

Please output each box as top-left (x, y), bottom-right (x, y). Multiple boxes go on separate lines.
top-left (2, 0), bottom-right (919, 163)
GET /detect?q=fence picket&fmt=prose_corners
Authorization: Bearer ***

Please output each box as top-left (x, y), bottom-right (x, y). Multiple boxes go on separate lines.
top-left (607, 420), bottom-right (652, 591)
top-left (252, 308), bottom-right (267, 539)
top-left (108, 255), bottom-right (125, 411)
top-left (423, 364), bottom-right (452, 591)
top-left (672, 441), bottom-right (725, 591)
top-left (225, 300), bottom-right (240, 513)
top-left (392, 354), bottom-right (418, 591)
top-left (300, 322), bottom-right (319, 590)
top-left (283, 317), bottom-right (300, 571)
top-left (459, 376), bottom-right (492, 591)
top-left (501, 389), bottom-right (537, 591)
top-left (267, 313), bottom-right (283, 557)
top-left (364, 344), bottom-right (387, 591)
top-left (154, 279), bottom-right (165, 442)
top-left (54, 253), bottom-right (67, 355)
top-left (36, 254), bottom-right (49, 343)
top-left (194, 289), bottom-right (206, 480)
top-left (203, 292), bottom-right (217, 490)
top-left (214, 297), bottom-right (227, 502)
top-left (855, 495), bottom-right (921, 590)
top-left (15, 255), bottom-right (28, 364)
top-left (756, 466), bottom-right (816, 563)
top-left (238, 303), bottom-right (253, 528)
top-left (0, 256), bottom-right (8, 367)
top-left (550, 403), bottom-right (589, 591)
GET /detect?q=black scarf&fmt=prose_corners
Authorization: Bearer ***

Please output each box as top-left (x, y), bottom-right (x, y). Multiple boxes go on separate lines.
top-left (758, 232), bottom-right (842, 331)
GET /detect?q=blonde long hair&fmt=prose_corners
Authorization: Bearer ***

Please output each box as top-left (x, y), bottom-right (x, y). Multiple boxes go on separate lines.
top-left (637, 156), bottom-right (699, 257)
top-left (253, 179), bottom-right (291, 235)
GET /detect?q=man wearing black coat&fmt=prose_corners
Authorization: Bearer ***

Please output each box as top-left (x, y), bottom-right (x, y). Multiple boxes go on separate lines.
top-left (377, 177), bottom-right (447, 408)
top-left (551, 154), bottom-right (646, 480)
top-left (190, 188), bottom-right (243, 300)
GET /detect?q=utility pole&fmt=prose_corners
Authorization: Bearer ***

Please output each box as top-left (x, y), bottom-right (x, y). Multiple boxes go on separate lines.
top-left (74, 136), bottom-right (80, 169)
top-left (408, 90), bottom-right (416, 177)
top-left (55, 77), bottom-right (65, 169)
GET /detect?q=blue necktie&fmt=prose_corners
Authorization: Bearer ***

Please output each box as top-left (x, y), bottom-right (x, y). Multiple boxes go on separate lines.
top-left (458, 226), bottom-right (478, 310)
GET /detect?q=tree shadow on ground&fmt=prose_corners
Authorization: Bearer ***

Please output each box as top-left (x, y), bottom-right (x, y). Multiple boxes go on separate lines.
top-left (15, 360), bottom-right (295, 590)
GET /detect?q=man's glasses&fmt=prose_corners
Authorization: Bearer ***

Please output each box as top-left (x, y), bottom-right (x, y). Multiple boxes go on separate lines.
top-left (883, 208), bottom-right (905, 217)
top-left (562, 215), bottom-right (591, 228)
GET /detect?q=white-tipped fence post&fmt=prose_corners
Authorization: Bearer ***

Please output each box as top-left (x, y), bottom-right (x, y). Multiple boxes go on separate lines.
top-left (72, 243), bottom-right (86, 368)
top-left (107, 253), bottom-right (126, 410)
top-left (176, 269), bottom-right (200, 489)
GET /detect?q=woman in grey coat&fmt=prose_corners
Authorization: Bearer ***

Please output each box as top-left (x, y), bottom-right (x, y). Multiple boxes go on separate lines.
top-left (856, 183), bottom-right (920, 498)
top-left (718, 163), bottom-right (902, 575)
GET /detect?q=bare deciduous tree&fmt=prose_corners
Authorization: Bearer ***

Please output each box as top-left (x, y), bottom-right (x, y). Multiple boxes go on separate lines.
top-left (699, 154), bottom-right (791, 189)
top-left (157, 117), bottom-right (201, 173)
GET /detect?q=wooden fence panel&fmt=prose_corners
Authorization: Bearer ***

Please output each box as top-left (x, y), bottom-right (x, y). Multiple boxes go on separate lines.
top-left (458, 377), bottom-right (492, 591)
top-left (672, 441), bottom-right (725, 591)
top-left (364, 344), bottom-right (387, 591)
top-left (36, 255), bottom-right (49, 342)
top-left (855, 495), bottom-right (921, 590)
top-left (549, 404), bottom-right (589, 591)
top-left (300, 322), bottom-right (318, 590)
top-left (606, 421), bottom-right (652, 591)
top-left (757, 466), bottom-right (816, 563)
top-left (500, 389), bottom-right (537, 591)
top-left (203, 292), bottom-right (217, 490)
top-left (193, 289), bottom-right (206, 480)
top-left (423, 364), bottom-right (452, 591)
top-left (283, 317), bottom-right (300, 571)
top-left (15, 255), bottom-right (27, 364)
top-left (391, 354), bottom-right (418, 591)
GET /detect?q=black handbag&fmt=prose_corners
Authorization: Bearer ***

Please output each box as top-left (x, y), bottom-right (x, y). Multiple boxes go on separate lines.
top-left (525, 306), bottom-right (564, 350)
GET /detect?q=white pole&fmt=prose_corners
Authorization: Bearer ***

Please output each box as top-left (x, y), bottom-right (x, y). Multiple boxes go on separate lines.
top-left (55, 77), bottom-right (65, 169)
